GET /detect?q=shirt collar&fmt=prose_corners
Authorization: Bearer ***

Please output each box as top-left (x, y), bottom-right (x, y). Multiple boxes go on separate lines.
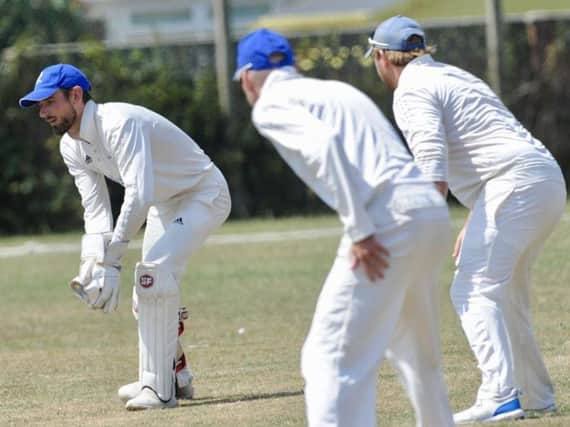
top-left (260, 66), bottom-right (302, 95)
top-left (399, 54), bottom-right (434, 83)
top-left (78, 99), bottom-right (98, 143)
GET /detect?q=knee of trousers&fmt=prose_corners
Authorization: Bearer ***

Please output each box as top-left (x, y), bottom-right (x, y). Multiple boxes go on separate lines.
top-left (450, 269), bottom-right (508, 315)
top-left (300, 337), bottom-right (327, 383)
top-left (301, 335), bottom-right (354, 385)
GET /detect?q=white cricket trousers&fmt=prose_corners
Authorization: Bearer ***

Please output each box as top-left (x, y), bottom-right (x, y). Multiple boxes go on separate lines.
top-left (132, 166), bottom-right (230, 397)
top-left (450, 171), bottom-right (566, 409)
top-left (302, 201), bottom-right (454, 427)
top-left (141, 166), bottom-right (231, 275)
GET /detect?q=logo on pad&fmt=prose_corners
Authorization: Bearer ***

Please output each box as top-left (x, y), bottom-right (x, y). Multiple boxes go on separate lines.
top-left (139, 274), bottom-right (154, 288)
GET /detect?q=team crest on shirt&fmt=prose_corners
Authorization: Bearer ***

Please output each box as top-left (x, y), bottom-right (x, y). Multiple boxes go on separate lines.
top-left (139, 274), bottom-right (154, 288)
top-left (85, 155), bottom-right (92, 164)
top-left (174, 217), bottom-right (184, 225)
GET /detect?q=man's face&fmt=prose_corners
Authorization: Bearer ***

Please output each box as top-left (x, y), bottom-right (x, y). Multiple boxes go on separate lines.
top-left (37, 89), bottom-right (78, 135)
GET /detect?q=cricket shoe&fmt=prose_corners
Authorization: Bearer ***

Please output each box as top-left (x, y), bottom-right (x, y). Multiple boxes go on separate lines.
top-left (125, 387), bottom-right (177, 410)
top-left (118, 378), bottom-right (194, 403)
top-left (454, 391), bottom-right (525, 424)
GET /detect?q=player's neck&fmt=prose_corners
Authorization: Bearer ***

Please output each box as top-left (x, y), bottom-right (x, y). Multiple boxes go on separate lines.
top-left (390, 66), bottom-right (404, 90)
top-left (67, 104), bottom-right (85, 139)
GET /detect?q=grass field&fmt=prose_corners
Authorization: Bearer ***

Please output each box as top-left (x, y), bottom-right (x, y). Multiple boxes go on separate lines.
top-left (0, 206), bottom-right (568, 426)
top-left (255, 0), bottom-right (570, 34)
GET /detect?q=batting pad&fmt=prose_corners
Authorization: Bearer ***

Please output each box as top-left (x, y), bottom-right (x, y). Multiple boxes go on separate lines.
top-left (135, 262), bottom-right (180, 402)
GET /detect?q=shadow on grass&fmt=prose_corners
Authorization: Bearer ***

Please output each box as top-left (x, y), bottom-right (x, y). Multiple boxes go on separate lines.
top-left (180, 390), bottom-right (304, 407)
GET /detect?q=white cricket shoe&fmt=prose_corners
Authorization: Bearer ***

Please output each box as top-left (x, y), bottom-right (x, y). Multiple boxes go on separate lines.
top-left (118, 379), bottom-right (194, 403)
top-left (454, 391), bottom-right (525, 424)
top-left (125, 387), bottom-right (177, 410)
top-left (118, 381), bottom-right (141, 403)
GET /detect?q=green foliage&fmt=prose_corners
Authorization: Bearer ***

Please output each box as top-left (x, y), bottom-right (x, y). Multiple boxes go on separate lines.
top-left (0, 1), bottom-right (97, 234)
top-left (0, 0), bottom-right (87, 50)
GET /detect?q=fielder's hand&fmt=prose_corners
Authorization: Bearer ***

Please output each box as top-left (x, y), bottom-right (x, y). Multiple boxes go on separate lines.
top-left (350, 235), bottom-right (390, 281)
top-left (452, 226), bottom-right (466, 259)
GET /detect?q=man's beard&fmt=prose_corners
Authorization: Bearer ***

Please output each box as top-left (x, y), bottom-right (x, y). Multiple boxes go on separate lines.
top-left (52, 110), bottom-right (77, 135)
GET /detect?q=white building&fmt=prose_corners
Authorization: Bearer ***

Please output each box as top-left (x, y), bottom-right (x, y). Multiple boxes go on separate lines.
top-left (80, 0), bottom-right (396, 47)
top-left (80, 0), bottom-right (288, 47)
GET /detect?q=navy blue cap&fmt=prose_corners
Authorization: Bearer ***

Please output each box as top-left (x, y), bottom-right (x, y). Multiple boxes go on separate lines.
top-left (233, 28), bottom-right (295, 81)
top-left (365, 15), bottom-right (425, 57)
top-left (19, 64), bottom-right (92, 107)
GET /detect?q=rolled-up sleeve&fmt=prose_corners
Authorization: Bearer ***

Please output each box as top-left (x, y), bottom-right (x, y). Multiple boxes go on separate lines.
top-left (394, 88), bottom-right (448, 182)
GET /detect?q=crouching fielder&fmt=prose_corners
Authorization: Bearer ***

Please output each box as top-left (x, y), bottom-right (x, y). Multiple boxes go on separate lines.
top-left (19, 64), bottom-right (231, 410)
top-left (235, 29), bottom-right (454, 427)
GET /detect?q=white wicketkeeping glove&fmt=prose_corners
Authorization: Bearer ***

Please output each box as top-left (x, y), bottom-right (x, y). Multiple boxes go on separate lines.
top-left (69, 233), bottom-right (110, 304)
top-left (69, 234), bottom-right (128, 313)
top-left (84, 263), bottom-right (121, 313)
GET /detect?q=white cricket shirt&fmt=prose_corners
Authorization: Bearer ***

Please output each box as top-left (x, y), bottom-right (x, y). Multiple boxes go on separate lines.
top-left (60, 100), bottom-right (213, 242)
top-left (252, 67), bottom-right (431, 243)
top-left (393, 54), bottom-right (561, 208)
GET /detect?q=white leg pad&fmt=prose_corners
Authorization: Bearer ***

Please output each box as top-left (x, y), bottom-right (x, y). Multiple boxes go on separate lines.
top-left (135, 262), bottom-right (180, 402)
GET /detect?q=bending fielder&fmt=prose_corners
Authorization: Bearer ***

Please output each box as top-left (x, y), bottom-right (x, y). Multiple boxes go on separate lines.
top-left (235, 29), bottom-right (454, 427)
top-left (19, 64), bottom-right (231, 410)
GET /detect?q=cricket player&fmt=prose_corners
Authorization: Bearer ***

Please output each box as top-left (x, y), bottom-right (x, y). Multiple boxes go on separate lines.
top-left (367, 15), bottom-right (566, 424)
top-left (235, 28), bottom-right (454, 427)
top-left (19, 64), bottom-right (231, 410)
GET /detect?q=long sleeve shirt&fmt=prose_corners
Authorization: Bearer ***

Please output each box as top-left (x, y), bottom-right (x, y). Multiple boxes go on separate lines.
top-left (393, 54), bottom-right (560, 208)
top-left (60, 100), bottom-right (213, 243)
top-left (252, 67), bottom-right (429, 243)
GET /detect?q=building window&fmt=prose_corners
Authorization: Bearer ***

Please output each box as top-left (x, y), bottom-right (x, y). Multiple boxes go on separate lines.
top-left (131, 9), bottom-right (192, 26)
top-left (207, 4), bottom-right (271, 22)
top-left (232, 4), bottom-right (271, 21)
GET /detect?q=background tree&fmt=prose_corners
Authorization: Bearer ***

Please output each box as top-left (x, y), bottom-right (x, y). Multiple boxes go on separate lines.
top-left (0, 0), bottom-right (94, 233)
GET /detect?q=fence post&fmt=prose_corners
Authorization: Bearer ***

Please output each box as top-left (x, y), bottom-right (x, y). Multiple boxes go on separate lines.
top-left (212, 0), bottom-right (233, 115)
top-left (485, 0), bottom-right (504, 96)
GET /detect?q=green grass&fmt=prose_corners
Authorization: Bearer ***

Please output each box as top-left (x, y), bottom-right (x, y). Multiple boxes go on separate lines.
top-left (254, 0), bottom-right (570, 33)
top-left (390, 0), bottom-right (570, 21)
top-left (0, 206), bottom-right (569, 426)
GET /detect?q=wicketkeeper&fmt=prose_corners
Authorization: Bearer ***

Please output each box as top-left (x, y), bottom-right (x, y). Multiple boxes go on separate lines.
top-left (235, 29), bottom-right (454, 427)
top-left (19, 64), bottom-right (231, 410)
top-left (367, 15), bottom-right (566, 424)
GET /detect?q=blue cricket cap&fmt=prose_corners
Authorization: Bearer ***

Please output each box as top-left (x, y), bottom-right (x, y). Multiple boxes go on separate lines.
top-left (233, 28), bottom-right (295, 81)
top-left (365, 15), bottom-right (425, 57)
top-left (19, 64), bottom-right (92, 107)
